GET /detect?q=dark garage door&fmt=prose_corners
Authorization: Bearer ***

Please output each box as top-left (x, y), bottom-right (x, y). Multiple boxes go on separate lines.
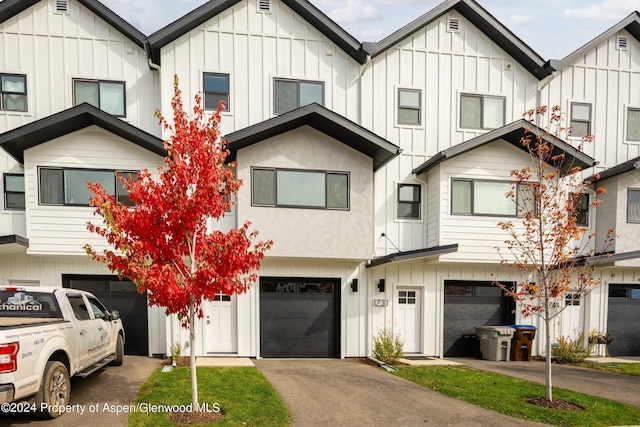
top-left (443, 281), bottom-right (514, 357)
top-left (607, 285), bottom-right (640, 356)
top-left (260, 277), bottom-right (339, 358)
top-left (63, 275), bottom-right (148, 356)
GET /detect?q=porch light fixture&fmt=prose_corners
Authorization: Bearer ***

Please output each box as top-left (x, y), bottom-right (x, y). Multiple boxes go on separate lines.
top-left (377, 279), bottom-right (385, 292)
top-left (351, 279), bottom-right (358, 292)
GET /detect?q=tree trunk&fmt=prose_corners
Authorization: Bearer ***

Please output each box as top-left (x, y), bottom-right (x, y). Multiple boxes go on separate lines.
top-left (545, 315), bottom-right (553, 401)
top-left (189, 294), bottom-right (199, 409)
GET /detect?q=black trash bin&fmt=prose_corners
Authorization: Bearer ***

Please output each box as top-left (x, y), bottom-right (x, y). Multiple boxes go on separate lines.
top-left (509, 325), bottom-right (537, 361)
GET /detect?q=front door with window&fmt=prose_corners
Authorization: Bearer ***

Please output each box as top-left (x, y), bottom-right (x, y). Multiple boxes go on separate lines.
top-left (395, 288), bottom-right (422, 353)
top-left (203, 293), bottom-right (237, 354)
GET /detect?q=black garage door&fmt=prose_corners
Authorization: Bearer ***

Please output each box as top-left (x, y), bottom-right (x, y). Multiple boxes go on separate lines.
top-left (63, 275), bottom-right (148, 356)
top-left (607, 285), bottom-right (640, 356)
top-left (260, 277), bottom-right (339, 358)
top-left (443, 281), bottom-right (514, 357)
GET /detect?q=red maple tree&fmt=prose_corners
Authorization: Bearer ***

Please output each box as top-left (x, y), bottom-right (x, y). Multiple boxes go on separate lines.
top-left (85, 76), bottom-right (272, 408)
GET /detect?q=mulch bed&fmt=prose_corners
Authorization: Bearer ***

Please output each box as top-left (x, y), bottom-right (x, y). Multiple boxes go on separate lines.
top-left (524, 397), bottom-right (584, 411)
top-left (168, 410), bottom-right (225, 425)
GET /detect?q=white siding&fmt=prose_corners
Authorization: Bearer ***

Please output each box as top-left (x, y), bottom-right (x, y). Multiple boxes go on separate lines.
top-left (23, 126), bottom-right (163, 255)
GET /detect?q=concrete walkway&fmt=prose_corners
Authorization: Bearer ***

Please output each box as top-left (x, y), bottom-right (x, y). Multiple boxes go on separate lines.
top-left (255, 358), bottom-right (548, 427)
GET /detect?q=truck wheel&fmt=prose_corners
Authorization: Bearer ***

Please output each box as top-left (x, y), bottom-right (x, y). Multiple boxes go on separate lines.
top-left (34, 361), bottom-right (70, 419)
top-left (110, 334), bottom-right (124, 366)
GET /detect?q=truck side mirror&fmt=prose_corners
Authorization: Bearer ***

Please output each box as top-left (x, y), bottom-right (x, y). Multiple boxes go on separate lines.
top-left (110, 310), bottom-right (120, 321)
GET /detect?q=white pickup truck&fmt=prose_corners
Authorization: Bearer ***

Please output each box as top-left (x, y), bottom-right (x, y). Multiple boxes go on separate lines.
top-left (0, 286), bottom-right (124, 418)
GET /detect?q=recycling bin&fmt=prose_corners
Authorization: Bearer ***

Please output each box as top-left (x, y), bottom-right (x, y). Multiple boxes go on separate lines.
top-left (509, 325), bottom-right (537, 361)
top-left (474, 326), bottom-right (515, 361)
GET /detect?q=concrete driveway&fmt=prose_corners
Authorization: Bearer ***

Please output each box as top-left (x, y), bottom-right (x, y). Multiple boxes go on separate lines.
top-left (3, 356), bottom-right (162, 427)
top-left (255, 358), bottom-right (548, 427)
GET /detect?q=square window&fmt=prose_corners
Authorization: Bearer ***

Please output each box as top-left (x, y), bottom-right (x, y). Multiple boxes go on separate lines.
top-left (460, 94), bottom-right (504, 129)
top-left (628, 188), bottom-right (640, 223)
top-left (3, 174), bottom-right (25, 210)
top-left (1, 74), bottom-right (27, 112)
top-left (204, 73), bottom-right (230, 111)
top-left (398, 184), bottom-right (421, 219)
top-left (627, 108), bottom-right (640, 142)
top-left (570, 103), bottom-right (591, 138)
top-left (274, 79), bottom-right (323, 114)
top-left (398, 89), bottom-right (421, 125)
top-left (73, 79), bottom-right (125, 116)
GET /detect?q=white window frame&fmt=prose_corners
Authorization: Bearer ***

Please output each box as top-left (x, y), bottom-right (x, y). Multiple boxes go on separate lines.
top-left (459, 92), bottom-right (506, 130)
top-left (625, 105), bottom-right (640, 143)
top-left (0, 73), bottom-right (28, 112)
top-left (396, 87), bottom-right (422, 127)
top-left (272, 77), bottom-right (324, 115)
top-left (568, 101), bottom-right (592, 139)
top-left (202, 71), bottom-right (231, 113)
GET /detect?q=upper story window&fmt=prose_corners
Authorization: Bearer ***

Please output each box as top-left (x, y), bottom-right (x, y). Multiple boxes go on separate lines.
top-left (571, 193), bottom-right (589, 226)
top-left (274, 79), bottom-right (323, 115)
top-left (204, 73), bottom-right (230, 111)
top-left (39, 167), bottom-right (136, 207)
top-left (398, 184), bottom-right (421, 219)
top-left (627, 188), bottom-right (640, 223)
top-left (451, 178), bottom-right (533, 217)
top-left (252, 167), bottom-right (348, 210)
top-left (398, 89), bottom-right (421, 126)
top-left (570, 103), bottom-right (591, 138)
top-left (627, 107), bottom-right (640, 142)
top-left (460, 94), bottom-right (505, 130)
top-left (3, 174), bottom-right (25, 210)
top-left (1, 74), bottom-right (27, 112)
top-left (73, 79), bottom-right (126, 117)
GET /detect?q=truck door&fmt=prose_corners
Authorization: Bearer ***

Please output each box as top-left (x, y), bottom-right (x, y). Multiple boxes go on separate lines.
top-left (85, 295), bottom-right (117, 361)
top-left (65, 294), bottom-right (96, 369)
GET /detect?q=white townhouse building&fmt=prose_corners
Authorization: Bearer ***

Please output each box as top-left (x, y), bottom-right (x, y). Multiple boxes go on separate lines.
top-left (0, 0), bottom-right (639, 360)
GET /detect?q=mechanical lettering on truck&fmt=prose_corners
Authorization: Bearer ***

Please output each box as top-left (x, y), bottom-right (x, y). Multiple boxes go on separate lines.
top-left (0, 292), bottom-right (43, 312)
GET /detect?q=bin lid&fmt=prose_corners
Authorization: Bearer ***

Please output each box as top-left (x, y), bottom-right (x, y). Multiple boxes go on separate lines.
top-left (508, 324), bottom-right (537, 330)
top-left (474, 326), bottom-right (515, 336)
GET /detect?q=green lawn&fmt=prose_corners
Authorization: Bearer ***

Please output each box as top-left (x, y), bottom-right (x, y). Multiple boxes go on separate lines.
top-left (128, 367), bottom-right (290, 427)
top-left (394, 365), bottom-right (640, 427)
top-left (574, 362), bottom-right (640, 377)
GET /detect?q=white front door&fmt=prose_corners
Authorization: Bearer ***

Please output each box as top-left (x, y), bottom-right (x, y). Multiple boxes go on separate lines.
top-left (203, 293), bottom-right (237, 354)
top-left (395, 288), bottom-right (422, 353)
top-left (560, 293), bottom-right (582, 340)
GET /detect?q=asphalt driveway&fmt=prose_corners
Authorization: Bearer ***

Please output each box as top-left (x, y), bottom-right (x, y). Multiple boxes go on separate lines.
top-left (254, 358), bottom-right (548, 426)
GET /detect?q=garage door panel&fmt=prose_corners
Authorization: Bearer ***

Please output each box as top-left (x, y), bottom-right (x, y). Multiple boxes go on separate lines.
top-left (607, 286), bottom-right (640, 356)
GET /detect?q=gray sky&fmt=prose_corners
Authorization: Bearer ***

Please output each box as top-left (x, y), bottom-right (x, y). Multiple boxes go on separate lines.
top-left (98, 0), bottom-right (639, 60)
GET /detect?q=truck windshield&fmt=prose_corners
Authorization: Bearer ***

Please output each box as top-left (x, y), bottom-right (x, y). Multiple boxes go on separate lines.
top-left (0, 290), bottom-right (63, 318)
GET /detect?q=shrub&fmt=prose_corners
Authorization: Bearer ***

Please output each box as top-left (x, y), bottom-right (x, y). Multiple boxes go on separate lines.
top-left (552, 332), bottom-right (593, 363)
top-left (372, 328), bottom-right (404, 365)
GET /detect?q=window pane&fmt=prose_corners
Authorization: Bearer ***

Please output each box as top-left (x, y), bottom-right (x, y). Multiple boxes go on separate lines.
top-left (451, 180), bottom-right (471, 214)
top-left (474, 181), bottom-right (514, 215)
top-left (460, 95), bottom-right (481, 128)
top-left (40, 169), bottom-right (64, 204)
top-left (399, 90), bottom-right (420, 107)
top-left (628, 109), bottom-right (640, 141)
top-left (204, 74), bottom-right (230, 110)
top-left (2, 75), bottom-right (25, 92)
top-left (628, 189), bottom-right (640, 222)
top-left (252, 169), bottom-right (276, 205)
top-left (100, 82), bottom-right (125, 116)
top-left (299, 82), bottom-right (323, 107)
top-left (65, 170), bottom-right (114, 205)
top-left (517, 183), bottom-right (536, 216)
top-left (572, 103), bottom-right (590, 121)
top-left (3, 94), bottom-right (27, 111)
top-left (5, 175), bottom-right (24, 192)
top-left (398, 202), bottom-right (419, 219)
top-left (571, 121), bottom-right (590, 138)
top-left (327, 173), bottom-right (348, 209)
top-left (74, 81), bottom-right (99, 107)
top-left (277, 170), bottom-right (325, 207)
top-left (274, 80), bottom-right (298, 114)
top-left (483, 97), bottom-right (504, 129)
top-left (398, 108), bottom-right (419, 125)
top-left (399, 184), bottom-right (419, 202)
top-left (6, 193), bottom-right (25, 209)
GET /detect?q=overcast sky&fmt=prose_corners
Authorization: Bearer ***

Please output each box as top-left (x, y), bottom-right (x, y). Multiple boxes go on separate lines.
top-left (98, 0), bottom-right (639, 60)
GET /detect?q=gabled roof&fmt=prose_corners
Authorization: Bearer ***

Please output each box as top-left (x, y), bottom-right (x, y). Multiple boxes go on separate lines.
top-left (549, 11), bottom-right (640, 69)
top-left (373, 0), bottom-right (550, 80)
top-left (0, 103), bottom-right (166, 163)
top-left (366, 244), bottom-right (459, 268)
top-left (0, 0), bottom-right (146, 48)
top-left (225, 103), bottom-right (401, 171)
top-left (412, 119), bottom-right (597, 176)
top-left (146, 0), bottom-right (368, 66)
top-left (587, 155), bottom-right (640, 183)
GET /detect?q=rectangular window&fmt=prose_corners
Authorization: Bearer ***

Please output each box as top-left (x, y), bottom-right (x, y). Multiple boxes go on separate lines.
top-left (3, 174), bottom-right (25, 210)
top-left (274, 79), bottom-right (323, 114)
top-left (460, 94), bottom-right (505, 129)
top-left (39, 167), bottom-right (136, 207)
top-left (1, 74), bottom-right (27, 112)
top-left (252, 167), bottom-right (348, 210)
top-left (73, 79), bottom-right (125, 116)
top-left (570, 103), bottom-right (591, 138)
top-left (628, 188), bottom-right (640, 223)
top-left (397, 89), bottom-right (421, 125)
top-left (627, 107), bottom-right (640, 142)
top-left (203, 73), bottom-right (230, 111)
top-left (451, 179), bottom-right (529, 217)
top-left (397, 184), bottom-right (420, 219)
top-left (571, 193), bottom-right (589, 226)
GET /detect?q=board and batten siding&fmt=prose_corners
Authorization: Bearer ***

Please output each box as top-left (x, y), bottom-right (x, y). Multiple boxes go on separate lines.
top-left (23, 126), bottom-right (164, 255)
top-left (364, 11), bottom-right (539, 255)
top-left (158, 0), bottom-right (361, 137)
top-left (540, 30), bottom-right (640, 170)
top-left (235, 126), bottom-right (373, 260)
top-left (0, 0), bottom-right (158, 136)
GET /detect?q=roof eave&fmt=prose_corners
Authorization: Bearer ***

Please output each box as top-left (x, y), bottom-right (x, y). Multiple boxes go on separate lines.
top-left (366, 244), bottom-right (459, 268)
